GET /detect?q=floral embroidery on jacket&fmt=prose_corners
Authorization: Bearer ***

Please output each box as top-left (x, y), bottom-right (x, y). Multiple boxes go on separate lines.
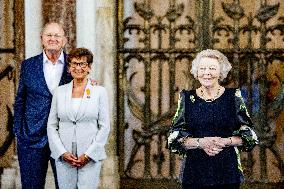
top-left (190, 95), bottom-right (195, 103)
top-left (235, 89), bottom-right (250, 118)
top-left (234, 89), bottom-right (259, 151)
top-left (167, 90), bottom-right (189, 157)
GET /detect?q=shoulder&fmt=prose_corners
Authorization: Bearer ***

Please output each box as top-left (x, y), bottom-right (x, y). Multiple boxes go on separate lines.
top-left (225, 88), bottom-right (246, 104)
top-left (93, 85), bottom-right (108, 95)
top-left (23, 53), bottom-right (43, 64)
top-left (52, 84), bottom-right (70, 100)
top-left (55, 82), bottom-right (70, 93)
top-left (224, 87), bottom-right (240, 96)
top-left (177, 89), bottom-right (196, 105)
top-left (92, 86), bottom-right (108, 102)
top-left (21, 53), bottom-right (43, 68)
top-left (179, 89), bottom-right (195, 98)
top-left (179, 89), bottom-right (192, 95)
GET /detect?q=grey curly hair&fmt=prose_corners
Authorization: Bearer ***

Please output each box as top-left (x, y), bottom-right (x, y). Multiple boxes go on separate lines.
top-left (190, 49), bottom-right (232, 81)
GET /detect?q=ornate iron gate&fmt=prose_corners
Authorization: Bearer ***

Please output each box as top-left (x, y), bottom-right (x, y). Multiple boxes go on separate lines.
top-left (117, 0), bottom-right (284, 188)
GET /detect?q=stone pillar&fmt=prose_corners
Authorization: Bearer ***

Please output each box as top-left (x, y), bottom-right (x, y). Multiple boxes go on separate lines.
top-left (76, 0), bottom-right (96, 53)
top-left (42, 0), bottom-right (77, 52)
top-left (93, 0), bottom-right (119, 188)
top-left (24, 0), bottom-right (42, 58)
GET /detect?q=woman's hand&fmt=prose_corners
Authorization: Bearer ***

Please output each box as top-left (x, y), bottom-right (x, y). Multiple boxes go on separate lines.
top-left (76, 154), bottom-right (90, 168)
top-left (215, 137), bottom-right (232, 147)
top-left (61, 152), bottom-right (80, 167)
top-left (199, 137), bottom-right (224, 156)
top-left (183, 136), bottom-right (239, 156)
top-left (217, 136), bottom-right (243, 147)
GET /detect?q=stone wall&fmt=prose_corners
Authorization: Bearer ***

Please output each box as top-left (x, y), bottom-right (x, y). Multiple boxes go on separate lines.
top-left (0, 0), bottom-right (24, 168)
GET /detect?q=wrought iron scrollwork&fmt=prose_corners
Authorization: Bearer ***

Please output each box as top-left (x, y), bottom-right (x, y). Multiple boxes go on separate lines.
top-left (118, 0), bottom-right (284, 186)
top-left (214, 2), bottom-right (284, 47)
top-left (256, 3), bottom-right (280, 23)
top-left (213, 1), bottom-right (284, 182)
top-left (123, 2), bottom-right (196, 50)
top-left (120, 0), bottom-right (197, 179)
top-left (222, 2), bottom-right (245, 20)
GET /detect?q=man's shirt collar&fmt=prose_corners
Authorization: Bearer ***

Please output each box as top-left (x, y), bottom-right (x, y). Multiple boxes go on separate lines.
top-left (43, 50), bottom-right (64, 64)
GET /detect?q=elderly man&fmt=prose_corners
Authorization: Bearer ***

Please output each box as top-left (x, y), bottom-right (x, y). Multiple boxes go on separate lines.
top-left (13, 22), bottom-right (72, 189)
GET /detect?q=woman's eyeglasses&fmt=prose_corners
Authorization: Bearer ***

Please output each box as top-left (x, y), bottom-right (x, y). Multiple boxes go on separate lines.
top-left (69, 62), bottom-right (89, 68)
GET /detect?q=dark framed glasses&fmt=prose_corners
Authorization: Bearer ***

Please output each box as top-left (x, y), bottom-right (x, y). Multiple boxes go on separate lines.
top-left (69, 62), bottom-right (89, 68)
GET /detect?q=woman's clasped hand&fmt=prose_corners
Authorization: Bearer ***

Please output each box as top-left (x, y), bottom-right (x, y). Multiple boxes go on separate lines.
top-left (61, 152), bottom-right (90, 168)
top-left (183, 137), bottom-right (233, 156)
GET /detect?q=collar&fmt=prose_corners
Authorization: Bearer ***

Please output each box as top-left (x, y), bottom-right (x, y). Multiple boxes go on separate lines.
top-left (43, 50), bottom-right (64, 64)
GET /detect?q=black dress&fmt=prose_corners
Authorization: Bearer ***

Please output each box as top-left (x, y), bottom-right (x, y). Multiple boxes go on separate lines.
top-left (167, 88), bottom-right (258, 186)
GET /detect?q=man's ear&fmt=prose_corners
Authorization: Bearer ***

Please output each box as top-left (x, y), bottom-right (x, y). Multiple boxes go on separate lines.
top-left (63, 36), bottom-right (67, 47)
top-left (40, 35), bottom-right (44, 44)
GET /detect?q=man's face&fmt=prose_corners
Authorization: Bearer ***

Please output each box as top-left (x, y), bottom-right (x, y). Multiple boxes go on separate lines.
top-left (41, 23), bottom-right (67, 53)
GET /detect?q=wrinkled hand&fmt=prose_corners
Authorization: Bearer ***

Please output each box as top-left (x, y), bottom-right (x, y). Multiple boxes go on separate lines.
top-left (200, 137), bottom-right (224, 156)
top-left (76, 154), bottom-right (90, 168)
top-left (61, 152), bottom-right (80, 167)
top-left (215, 137), bottom-right (231, 147)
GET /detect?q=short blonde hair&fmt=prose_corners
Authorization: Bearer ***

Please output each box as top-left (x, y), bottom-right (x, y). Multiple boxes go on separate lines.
top-left (190, 49), bottom-right (232, 81)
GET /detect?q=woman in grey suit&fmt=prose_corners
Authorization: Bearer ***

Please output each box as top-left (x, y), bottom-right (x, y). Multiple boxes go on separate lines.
top-left (47, 48), bottom-right (110, 189)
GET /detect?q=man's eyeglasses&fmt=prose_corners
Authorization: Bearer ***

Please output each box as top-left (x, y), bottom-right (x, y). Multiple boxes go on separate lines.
top-left (43, 33), bottom-right (63, 39)
top-left (69, 62), bottom-right (89, 68)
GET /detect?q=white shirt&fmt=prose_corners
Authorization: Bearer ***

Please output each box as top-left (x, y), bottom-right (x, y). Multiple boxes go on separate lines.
top-left (71, 98), bottom-right (82, 144)
top-left (43, 51), bottom-right (64, 94)
top-left (71, 98), bottom-right (82, 118)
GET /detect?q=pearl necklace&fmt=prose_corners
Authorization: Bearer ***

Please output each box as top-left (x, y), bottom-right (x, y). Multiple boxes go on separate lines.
top-left (200, 86), bottom-right (221, 102)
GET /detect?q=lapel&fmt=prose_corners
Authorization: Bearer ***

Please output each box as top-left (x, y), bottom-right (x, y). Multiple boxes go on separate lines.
top-left (65, 79), bottom-right (92, 122)
top-left (35, 52), bottom-right (72, 97)
top-left (59, 52), bottom-right (73, 86)
top-left (65, 81), bottom-right (75, 122)
top-left (76, 80), bottom-right (92, 121)
top-left (34, 53), bottom-right (52, 96)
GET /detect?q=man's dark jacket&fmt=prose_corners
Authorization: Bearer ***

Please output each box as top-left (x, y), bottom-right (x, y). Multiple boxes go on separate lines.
top-left (13, 53), bottom-right (72, 148)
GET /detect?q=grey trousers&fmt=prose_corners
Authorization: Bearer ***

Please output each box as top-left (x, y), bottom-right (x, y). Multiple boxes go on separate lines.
top-left (56, 159), bottom-right (102, 189)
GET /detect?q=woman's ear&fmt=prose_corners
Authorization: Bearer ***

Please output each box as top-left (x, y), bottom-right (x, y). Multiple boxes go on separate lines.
top-left (87, 64), bottom-right (92, 74)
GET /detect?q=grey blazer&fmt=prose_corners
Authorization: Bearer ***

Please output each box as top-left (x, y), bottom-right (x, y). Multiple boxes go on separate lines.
top-left (47, 80), bottom-right (110, 161)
